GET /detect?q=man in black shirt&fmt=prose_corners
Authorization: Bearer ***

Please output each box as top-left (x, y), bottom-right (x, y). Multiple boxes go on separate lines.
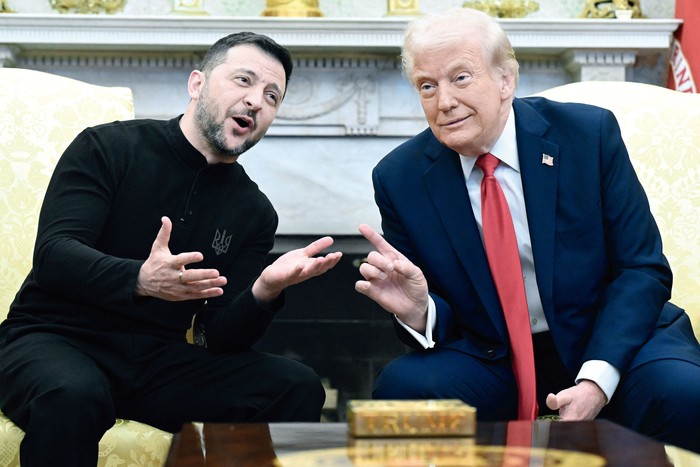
top-left (0, 32), bottom-right (341, 466)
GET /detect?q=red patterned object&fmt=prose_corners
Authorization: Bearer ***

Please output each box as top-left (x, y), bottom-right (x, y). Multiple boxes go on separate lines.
top-left (668, 0), bottom-right (699, 93)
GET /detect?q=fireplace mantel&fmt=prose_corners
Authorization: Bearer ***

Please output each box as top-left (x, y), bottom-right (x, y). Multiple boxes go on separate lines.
top-left (0, 14), bottom-right (681, 54)
top-left (0, 14), bottom-right (681, 235)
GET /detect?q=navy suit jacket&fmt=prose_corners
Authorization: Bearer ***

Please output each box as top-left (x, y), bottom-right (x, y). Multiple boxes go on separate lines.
top-left (372, 96), bottom-right (699, 380)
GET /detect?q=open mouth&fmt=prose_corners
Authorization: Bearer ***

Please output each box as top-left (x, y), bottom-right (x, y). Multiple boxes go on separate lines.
top-left (233, 116), bottom-right (251, 128)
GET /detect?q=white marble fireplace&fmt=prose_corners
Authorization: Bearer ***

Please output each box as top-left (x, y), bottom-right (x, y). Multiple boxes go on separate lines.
top-left (0, 15), bottom-right (680, 235)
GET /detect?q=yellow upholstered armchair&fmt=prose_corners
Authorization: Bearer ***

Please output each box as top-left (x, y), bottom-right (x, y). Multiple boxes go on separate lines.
top-left (0, 69), bottom-right (172, 466)
top-left (535, 81), bottom-right (700, 342)
top-left (536, 82), bottom-right (700, 464)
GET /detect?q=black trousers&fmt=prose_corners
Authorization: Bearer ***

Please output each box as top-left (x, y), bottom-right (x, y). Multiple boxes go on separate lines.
top-left (0, 329), bottom-right (325, 467)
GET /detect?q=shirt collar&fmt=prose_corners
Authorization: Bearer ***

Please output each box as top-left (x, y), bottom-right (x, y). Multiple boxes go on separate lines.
top-left (460, 105), bottom-right (519, 174)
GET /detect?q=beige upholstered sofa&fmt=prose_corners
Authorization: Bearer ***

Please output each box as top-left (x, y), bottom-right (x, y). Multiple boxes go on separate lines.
top-left (0, 68), bottom-right (172, 467)
top-left (536, 81), bottom-right (700, 342)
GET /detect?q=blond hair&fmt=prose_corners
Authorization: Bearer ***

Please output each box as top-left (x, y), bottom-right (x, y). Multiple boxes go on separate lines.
top-left (402, 8), bottom-right (519, 88)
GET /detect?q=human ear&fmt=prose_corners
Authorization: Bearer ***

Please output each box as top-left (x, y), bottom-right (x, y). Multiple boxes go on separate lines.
top-left (187, 70), bottom-right (205, 99)
top-left (500, 69), bottom-right (516, 99)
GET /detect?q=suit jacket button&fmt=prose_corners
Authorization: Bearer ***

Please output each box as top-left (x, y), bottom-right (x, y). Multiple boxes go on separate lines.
top-left (486, 349), bottom-right (496, 359)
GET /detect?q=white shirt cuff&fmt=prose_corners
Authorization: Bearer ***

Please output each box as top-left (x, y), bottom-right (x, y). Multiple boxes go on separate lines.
top-left (396, 296), bottom-right (436, 349)
top-left (576, 360), bottom-right (620, 403)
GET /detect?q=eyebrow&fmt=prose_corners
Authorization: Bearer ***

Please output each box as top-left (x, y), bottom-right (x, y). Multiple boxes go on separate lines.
top-left (414, 60), bottom-right (475, 84)
top-left (232, 67), bottom-right (283, 96)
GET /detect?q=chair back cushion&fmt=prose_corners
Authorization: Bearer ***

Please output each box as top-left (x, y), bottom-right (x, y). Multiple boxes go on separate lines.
top-left (0, 68), bottom-right (134, 321)
top-left (535, 81), bottom-right (700, 339)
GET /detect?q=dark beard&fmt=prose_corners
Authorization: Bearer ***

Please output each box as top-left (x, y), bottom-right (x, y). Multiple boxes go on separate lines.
top-left (195, 97), bottom-right (262, 159)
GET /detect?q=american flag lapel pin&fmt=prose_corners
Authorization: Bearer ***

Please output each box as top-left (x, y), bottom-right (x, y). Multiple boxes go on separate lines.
top-left (541, 153), bottom-right (554, 166)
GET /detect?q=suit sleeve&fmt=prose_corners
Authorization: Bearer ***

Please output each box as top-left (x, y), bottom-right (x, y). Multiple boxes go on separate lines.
top-left (577, 109), bottom-right (672, 373)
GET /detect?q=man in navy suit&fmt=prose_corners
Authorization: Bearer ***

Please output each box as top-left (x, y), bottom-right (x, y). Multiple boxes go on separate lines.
top-left (355, 7), bottom-right (700, 452)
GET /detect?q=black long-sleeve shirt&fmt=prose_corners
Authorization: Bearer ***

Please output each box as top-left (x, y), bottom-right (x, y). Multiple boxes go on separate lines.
top-left (1, 117), bottom-right (280, 353)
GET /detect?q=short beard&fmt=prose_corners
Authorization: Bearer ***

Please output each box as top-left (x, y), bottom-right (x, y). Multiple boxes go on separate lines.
top-left (195, 95), bottom-right (263, 159)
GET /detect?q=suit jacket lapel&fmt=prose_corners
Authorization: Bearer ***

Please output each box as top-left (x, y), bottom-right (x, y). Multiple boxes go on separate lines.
top-left (418, 100), bottom-right (560, 336)
top-left (513, 98), bottom-right (559, 320)
top-left (422, 137), bottom-right (508, 335)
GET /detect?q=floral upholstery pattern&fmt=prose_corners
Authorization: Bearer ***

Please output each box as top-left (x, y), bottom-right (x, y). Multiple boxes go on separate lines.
top-left (0, 68), bottom-right (136, 319)
top-left (536, 81), bottom-right (700, 341)
top-left (0, 68), bottom-right (172, 466)
top-left (0, 411), bottom-right (172, 467)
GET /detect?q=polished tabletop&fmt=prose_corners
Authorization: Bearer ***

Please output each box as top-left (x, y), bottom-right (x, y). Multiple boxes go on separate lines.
top-left (165, 419), bottom-right (697, 466)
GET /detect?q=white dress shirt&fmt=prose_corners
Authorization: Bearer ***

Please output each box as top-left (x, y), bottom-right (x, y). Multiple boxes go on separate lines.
top-left (397, 106), bottom-right (619, 402)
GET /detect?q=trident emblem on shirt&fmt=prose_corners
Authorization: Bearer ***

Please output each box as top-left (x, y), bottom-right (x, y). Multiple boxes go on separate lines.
top-left (212, 229), bottom-right (232, 255)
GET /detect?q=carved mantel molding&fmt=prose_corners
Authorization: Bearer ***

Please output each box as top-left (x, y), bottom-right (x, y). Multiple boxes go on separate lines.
top-left (0, 14), bottom-right (681, 54)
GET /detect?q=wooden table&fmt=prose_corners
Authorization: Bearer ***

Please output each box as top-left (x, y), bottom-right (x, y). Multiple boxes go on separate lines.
top-left (165, 419), bottom-right (695, 466)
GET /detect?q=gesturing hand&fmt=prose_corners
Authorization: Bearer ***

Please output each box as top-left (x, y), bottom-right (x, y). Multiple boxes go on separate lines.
top-left (354, 224), bottom-right (429, 332)
top-left (252, 236), bottom-right (342, 304)
top-left (545, 380), bottom-right (607, 421)
top-left (135, 216), bottom-right (227, 301)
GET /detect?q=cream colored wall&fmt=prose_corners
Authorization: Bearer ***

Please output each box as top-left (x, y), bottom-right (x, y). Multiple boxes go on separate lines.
top-left (7, 0), bottom-right (675, 18)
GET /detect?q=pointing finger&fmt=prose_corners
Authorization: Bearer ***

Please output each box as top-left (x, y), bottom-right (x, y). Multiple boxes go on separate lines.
top-left (358, 224), bottom-right (399, 258)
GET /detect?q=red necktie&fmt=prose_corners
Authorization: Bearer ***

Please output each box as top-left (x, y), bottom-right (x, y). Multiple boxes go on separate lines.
top-left (476, 153), bottom-right (538, 420)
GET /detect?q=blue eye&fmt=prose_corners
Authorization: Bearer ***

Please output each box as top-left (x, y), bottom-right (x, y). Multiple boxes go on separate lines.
top-left (455, 73), bottom-right (472, 85)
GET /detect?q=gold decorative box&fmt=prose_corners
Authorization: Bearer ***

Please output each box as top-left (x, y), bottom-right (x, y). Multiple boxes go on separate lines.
top-left (347, 399), bottom-right (476, 437)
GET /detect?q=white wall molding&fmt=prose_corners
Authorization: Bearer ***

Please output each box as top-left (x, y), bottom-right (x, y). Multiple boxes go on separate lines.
top-left (0, 14), bottom-right (680, 53)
